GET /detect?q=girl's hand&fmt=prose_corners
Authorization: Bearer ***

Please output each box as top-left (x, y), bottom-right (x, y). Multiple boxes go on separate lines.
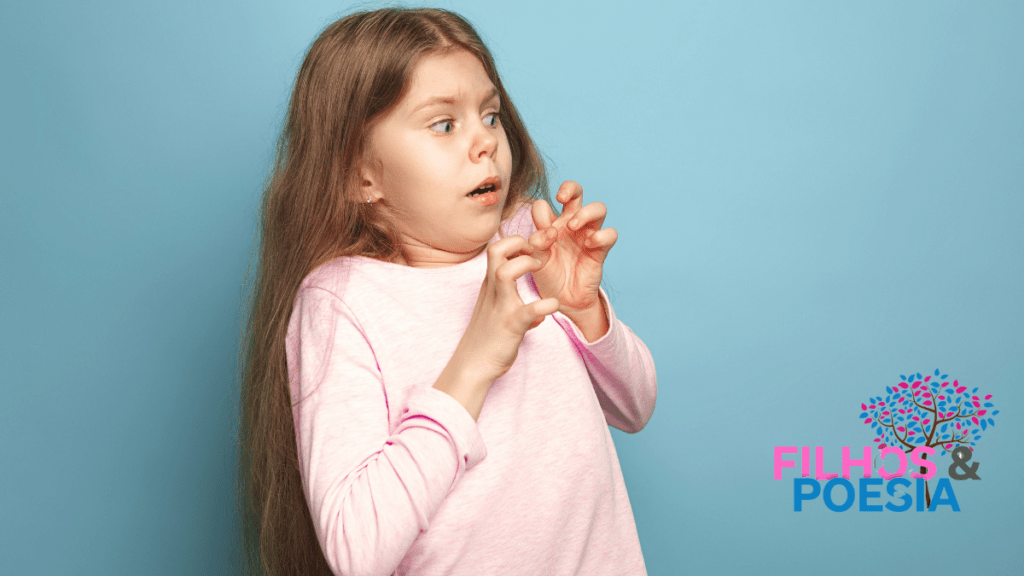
top-left (527, 181), bottom-right (617, 341)
top-left (455, 235), bottom-right (560, 381)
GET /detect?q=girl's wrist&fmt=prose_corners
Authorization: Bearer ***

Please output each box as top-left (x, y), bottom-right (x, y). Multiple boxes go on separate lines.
top-left (433, 347), bottom-right (501, 421)
top-left (560, 293), bottom-right (609, 344)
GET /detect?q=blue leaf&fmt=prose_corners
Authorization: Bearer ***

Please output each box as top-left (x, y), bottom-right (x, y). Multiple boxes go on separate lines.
top-left (901, 375), bottom-right (907, 381)
top-left (942, 374), bottom-right (948, 379)
top-left (981, 420), bottom-right (987, 431)
top-left (984, 402), bottom-right (993, 407)
top-left (993, 410), bottom-right (1000, 416)
top-left (972, 387), bottom-right (978, 393)
top-left (941, 451), bottom-right (947, 456)
top-left (916, 373), bottom-right (922, 380)
top-left (988, 418), bottom-right (995, 426)
top-left (872, 422), bottom-right (877, 429)
top-left (945, 389), bottom-right (954, 394)
top-left (886, 387), bottom-right (892, 394)
top-left (860, 412), bottom-right (868, 418)
top-left (975, 435), bottom-right (982, 440)
top-left (972, 429), bottom-right (979, 434)
top-left (942, 434), bottom-right (949, 439)
top-left (934, 369), bottom-right (940, 376)
top-left (971, 442), bottom-right (976, 446)
top-left (941, 424), bottom-right (948, 432)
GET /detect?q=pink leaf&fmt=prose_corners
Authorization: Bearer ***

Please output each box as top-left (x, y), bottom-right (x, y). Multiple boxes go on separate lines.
top-left (972, 417), bottom-right (979, 425)
top-left (956, 386), bottom-right (966, 393)
top-left (978, 410), bottom-right (987, 416)
top-left (985, 394), bottom-right (992, 400)
top-left (865, 418), bottom-right (873, 424)
top-left (973, 401), bottom-right (980, 407)
top-left (924, 401), bottom-right (932, 406)
top-left (897, 426), bottom-right (905, 431)
top-left (925, 376), bottom-right (931, 382)
top-left (861, 403), bottom-right (867, 410)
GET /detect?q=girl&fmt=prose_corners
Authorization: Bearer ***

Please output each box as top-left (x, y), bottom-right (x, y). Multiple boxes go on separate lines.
top-left (237, 7), bottom-right (657, 576)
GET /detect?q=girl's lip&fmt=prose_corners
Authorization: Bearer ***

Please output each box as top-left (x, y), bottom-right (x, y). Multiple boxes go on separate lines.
top-left (468, 190), bottom-right (499, 206)
top-left (467, 175), bottom-right (503, 196)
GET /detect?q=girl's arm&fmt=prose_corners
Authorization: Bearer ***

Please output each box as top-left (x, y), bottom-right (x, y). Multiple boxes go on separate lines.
top-left (551, 286), bottom-right (658, 434)
top-left (287, 286), bottom-right (487, 576)
top-left (510, 202), bottom-right (658, 433)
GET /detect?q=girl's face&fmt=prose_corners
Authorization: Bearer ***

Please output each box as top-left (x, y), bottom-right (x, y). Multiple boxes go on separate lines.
top-left (361, 48), bottom-right (514, 267)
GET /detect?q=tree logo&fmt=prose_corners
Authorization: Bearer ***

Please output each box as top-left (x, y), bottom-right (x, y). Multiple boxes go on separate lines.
top-left (860, 368), bottom-right (999, 507)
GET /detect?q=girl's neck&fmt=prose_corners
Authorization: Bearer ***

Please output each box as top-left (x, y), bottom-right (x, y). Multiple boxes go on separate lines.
top-left (393, 242), bottom-right (488, 269)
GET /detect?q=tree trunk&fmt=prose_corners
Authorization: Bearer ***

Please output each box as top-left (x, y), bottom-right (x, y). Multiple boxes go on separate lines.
top-left (920, 453), bottom-right (931, 508)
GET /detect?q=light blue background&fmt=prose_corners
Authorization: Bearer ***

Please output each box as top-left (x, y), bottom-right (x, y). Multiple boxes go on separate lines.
top-left (2, 1), bottom-right (1021, 574)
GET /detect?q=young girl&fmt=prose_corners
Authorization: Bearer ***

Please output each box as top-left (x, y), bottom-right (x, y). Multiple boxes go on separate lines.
top-left (237, 7), bottom-right (657, 576)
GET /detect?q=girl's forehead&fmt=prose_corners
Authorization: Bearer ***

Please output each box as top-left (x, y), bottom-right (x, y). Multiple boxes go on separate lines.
top-left (403, 49), bottom-right (496, 108)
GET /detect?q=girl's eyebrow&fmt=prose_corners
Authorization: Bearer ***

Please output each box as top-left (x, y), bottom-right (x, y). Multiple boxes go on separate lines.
top-left (412, 86), bottom-right (500, 114)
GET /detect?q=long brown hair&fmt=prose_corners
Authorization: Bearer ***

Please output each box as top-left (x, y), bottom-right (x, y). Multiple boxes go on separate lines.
top-left (236, 7), bottom-right (552, 576)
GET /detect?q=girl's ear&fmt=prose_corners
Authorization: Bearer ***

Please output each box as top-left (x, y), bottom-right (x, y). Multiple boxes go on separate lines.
top-left (357, 156), bottom-right (379, 203)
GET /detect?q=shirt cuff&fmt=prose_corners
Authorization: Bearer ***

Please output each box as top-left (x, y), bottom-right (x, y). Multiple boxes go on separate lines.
top-left (402, 386), bottom-right (488, 471)
top-left (553, 286), bottom-right (620, 352)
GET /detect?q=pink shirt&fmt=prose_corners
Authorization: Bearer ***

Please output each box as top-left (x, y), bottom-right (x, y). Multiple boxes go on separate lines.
top-left (286, 202), bottom-right (657, 576)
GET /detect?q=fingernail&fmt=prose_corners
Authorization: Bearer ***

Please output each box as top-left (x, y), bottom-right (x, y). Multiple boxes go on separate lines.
top-left (570, 219), bottom-right (578, 229)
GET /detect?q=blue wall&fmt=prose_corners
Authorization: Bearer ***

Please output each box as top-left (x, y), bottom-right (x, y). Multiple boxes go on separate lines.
top-left (2, 1), bottom-right (1021, 574)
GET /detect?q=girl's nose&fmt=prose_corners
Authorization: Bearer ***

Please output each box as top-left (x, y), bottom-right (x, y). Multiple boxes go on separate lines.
top-left (470, 122), bottom-right (498, 162)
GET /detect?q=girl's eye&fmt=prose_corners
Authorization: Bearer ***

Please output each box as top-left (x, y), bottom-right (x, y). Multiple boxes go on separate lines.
top-left (485, 112), bottom-right (500, 127)
top-left (429, 119), bottom-right (454, 133)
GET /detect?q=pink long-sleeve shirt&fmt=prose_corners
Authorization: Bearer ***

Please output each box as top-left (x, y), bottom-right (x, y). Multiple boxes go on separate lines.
top-left (285, 202), bottom-right (657, 576)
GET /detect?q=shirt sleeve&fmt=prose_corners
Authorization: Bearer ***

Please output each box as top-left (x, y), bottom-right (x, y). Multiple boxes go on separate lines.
top-left (509, 201), bottom-right (657, 434)
top-left (286, 286), bottom-right (487, 576)
top-left (552, 287), bottom-right (658, 434)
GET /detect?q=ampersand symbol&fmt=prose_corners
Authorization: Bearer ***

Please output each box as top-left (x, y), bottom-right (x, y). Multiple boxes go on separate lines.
top-left (948, 446), bottom-right (981, 480)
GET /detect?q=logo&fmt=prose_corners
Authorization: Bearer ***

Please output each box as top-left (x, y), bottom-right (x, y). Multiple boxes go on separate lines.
top-left (773, 369), bottom-right (999, 512)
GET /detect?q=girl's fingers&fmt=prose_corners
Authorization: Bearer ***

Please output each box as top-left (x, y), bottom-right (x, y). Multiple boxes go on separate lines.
top-left (494, 254), bottom-right (542, 301)
top-left (555, 181), bottom-right (584, 215)
top-left (584, 227), bottom-right (618, 261)
top-left (567, 201), bottom-right (607, 231)
top-left (486, 235), bottom-right (532, 280)
top-left (528, 226), bottom-right (557, 254)
top-left (522, 297), bottom-right (560, 331)
top-left (586, 227), bottom-right (617, 247)
top-left (531, 198), bottom-right (556, 230)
